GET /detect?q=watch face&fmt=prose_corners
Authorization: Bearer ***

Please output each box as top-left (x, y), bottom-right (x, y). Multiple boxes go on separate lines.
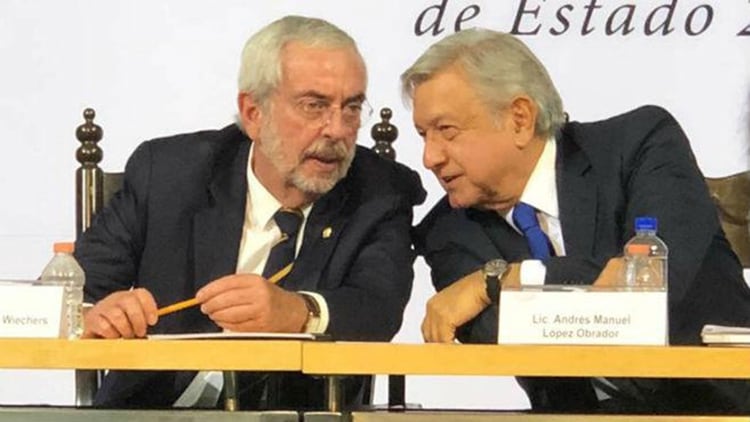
top-left (484, 259), bottom-right (507, 277)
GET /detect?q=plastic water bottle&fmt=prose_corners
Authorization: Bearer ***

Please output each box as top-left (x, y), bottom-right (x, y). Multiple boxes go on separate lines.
top-left (40, 242), bottom-right (85, 338)
top-left (623, 217), bottom-right (668, 288)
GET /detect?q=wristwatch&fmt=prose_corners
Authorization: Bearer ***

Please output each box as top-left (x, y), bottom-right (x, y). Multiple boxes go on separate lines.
top-left (299, 293), bottom-right (322, 333)
top-left (483, 258), bottom-right (508, 304)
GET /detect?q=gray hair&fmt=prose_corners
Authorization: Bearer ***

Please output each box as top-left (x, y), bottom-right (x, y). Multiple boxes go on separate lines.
top-left (401, 29), bottom-right (564, 138)
top-left (238, 15), bottom-right (364, 106)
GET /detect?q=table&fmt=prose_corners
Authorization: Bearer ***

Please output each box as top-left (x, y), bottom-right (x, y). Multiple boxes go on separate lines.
top-left (0, 338), bottom-right (302, 371)
top-left (300, 342), bottom-right (750, 421)
top-left (2, 339), bottom-right (750, 421)
top-left (301, 342), bottom-right (750, 378)
top-left (5, 340), bottom-right (748, 378)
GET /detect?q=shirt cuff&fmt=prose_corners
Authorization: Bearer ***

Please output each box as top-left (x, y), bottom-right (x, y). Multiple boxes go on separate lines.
top-left (298, 291), bottom-right (329, 334)
top-left (520, 259), bottom-right (546, 285)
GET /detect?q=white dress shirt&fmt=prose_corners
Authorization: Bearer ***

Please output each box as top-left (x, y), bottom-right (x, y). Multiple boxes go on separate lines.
top-left (174, 144), bottom-right (331, 407)
top-left (235, 143), bottom-right (329, 333)
top-left (501, 143), bottom-right (623, 401)
top-left (502, 139), bottom-right (565, 285)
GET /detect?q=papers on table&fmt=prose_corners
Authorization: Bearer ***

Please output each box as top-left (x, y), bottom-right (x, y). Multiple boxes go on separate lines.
top-left (701, 324), bottom-right (750, 346)
top-left (148, 331), bottom-right (318, 340)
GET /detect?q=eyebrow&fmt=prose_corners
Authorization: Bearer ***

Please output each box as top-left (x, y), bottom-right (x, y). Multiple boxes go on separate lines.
top-left (294, 90), bottom-right (366, 105)
top-left (344, 93), bottom-right (366, 105)
top-left (420, 114), bottom-right (449, 130)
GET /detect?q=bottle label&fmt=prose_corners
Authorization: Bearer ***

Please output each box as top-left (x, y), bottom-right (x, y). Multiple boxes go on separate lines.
top-left (624, 257), bottom-right (667, 288)
top-left (0, 282), bottom-right (65, 338)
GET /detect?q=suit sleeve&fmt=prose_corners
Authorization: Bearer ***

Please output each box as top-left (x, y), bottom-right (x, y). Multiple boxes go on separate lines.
top-left (75, 142), bottom-right (151, 303)
top-left (319, 168), bottom-right (426, 341)
top-left (545, 106), bottom-right (721, 306)
top-left (414, 198), bottom-right (502, 344)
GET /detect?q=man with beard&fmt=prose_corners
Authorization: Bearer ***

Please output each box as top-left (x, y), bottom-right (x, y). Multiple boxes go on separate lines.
top-left (75, 15), bottom-right (425, 409)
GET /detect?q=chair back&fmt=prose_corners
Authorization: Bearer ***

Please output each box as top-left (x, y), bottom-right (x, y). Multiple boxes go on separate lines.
top-left (705, 171), bottom-right (750, 267)
top-left (73, 108), bottom-right (124, 406)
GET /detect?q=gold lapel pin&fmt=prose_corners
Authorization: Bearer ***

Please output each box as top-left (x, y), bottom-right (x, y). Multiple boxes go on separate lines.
top-left (322, 227), bottom-right (333, 239)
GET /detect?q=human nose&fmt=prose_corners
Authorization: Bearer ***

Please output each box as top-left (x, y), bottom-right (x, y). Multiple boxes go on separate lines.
top-left (422, 133), bottom-right (446, 171)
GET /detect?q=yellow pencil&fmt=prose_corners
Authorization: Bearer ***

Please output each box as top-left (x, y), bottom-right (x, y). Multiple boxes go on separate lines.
top-left (156, 297), bottom-right (198, 316)
top-left (155, 263), bottom-right (294, 317)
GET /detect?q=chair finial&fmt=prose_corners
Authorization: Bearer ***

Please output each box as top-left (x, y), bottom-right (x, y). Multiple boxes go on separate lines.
top-left (76, 107), bottom-right (103, 167)
top-left (371, 107), bottom-right (397, 160)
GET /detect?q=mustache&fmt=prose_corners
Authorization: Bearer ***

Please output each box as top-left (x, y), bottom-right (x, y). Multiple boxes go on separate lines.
top-left (302, 139), bottom-right (351, 162)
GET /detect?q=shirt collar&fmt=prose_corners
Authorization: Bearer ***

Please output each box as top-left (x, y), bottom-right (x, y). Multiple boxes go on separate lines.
top-left (519, 138), bottom-right (559, 219)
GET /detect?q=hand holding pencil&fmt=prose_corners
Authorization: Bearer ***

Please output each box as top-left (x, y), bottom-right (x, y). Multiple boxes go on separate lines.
top-left (156, 263), bottom-right (293, 317)
top-left (82, 265), bottom-right (297, 339)
top-left (192, 266), bottom-right (308, 333)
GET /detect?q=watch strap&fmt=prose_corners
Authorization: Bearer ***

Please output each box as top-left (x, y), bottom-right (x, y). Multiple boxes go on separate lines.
top-left (485, 271), bottom-right (500, 304)
top-left (299, 292), bottom-right (322, 333)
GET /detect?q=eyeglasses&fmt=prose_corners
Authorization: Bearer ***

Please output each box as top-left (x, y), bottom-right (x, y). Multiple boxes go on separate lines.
top-left (291, 96), bottom-right (373, 128)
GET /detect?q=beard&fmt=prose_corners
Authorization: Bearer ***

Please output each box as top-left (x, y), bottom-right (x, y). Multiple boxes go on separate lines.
top-left (258, 116), bottom-right (355, 196)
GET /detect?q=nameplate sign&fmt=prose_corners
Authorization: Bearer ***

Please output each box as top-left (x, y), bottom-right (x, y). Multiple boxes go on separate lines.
top-left (498, 286), bottom-right (667, 346)
top-left (0, 283), bottom-right (64, 338)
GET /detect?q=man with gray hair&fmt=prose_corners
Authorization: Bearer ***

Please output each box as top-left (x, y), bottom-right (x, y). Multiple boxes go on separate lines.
top-left (404, 29), bottom-right (750, 413)
top-left (75, 15), bottom-right (424, 409)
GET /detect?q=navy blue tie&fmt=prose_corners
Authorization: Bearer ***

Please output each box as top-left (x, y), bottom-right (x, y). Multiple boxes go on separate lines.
top-left (513, 204), bottom-right (598, 408)
top-left (262, 208), bottom-right (303, 280)
top-left (512, 202), bottom-right (553, 261)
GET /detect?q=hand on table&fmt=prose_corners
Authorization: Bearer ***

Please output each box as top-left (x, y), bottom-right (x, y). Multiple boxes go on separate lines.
top-left (593, 257), bottom-right (626, 287)
top-left (421, 264), bottom-right (521, 343)
top-left (83, 288), bottom-right (158, 339)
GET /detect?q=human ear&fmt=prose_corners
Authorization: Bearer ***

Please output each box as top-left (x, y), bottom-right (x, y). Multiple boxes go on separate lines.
top-left (237, 92), bottom-right (264, 140)
top-left (508, 96), bottom-right (538, 148)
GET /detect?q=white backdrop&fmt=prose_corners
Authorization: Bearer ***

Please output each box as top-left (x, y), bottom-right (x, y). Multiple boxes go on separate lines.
top-left (0, 0), bottom-right (748, 409)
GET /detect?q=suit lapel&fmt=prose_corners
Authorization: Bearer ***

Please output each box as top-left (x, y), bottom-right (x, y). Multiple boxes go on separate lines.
top-left (556, 126), bottom-right (598, 257)
top-left (192, 137), bottom-right (249, 290)
top-left (281, 181), bottom-right (349, 291)
top-left (470, 127), bottom-right (599, 261)
top-left (468, 208), bottom-right (531, 262)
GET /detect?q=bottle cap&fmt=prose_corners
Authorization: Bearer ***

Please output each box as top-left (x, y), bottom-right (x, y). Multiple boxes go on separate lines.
top-left (626, 244), bottom-right (650, 255)
top-left (634, 216), bottom-right (657, 231)
top-left (53, 242), bottom-right (75, 254)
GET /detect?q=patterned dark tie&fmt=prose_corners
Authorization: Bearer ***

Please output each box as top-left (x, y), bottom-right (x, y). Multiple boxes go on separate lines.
top-left (179, 208), bottom-right (304, 408)
top-left (512, 202), bottom-right (553, 261)
top-left (262, 208), bottom-right (303, 280)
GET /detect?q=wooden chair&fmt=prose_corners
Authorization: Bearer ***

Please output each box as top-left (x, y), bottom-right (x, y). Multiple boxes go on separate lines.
top-left (705, 171), bottom-right (750, 267)
top-left (73, 106), bottom-right (401, 410)
top-left (73, 108), bottom-right (122, 406)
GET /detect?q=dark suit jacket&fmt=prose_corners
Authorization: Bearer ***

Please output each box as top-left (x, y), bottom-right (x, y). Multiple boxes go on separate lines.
top-left (75, 124), bottom-right (425, 408)
top-left (415, 105), bottom-right (750, 413)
